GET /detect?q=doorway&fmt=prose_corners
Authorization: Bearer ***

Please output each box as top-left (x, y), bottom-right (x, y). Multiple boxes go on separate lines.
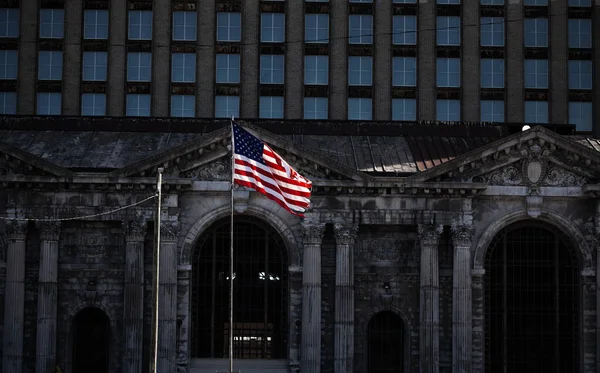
top-left (73, 307), bottom-right (110, 373)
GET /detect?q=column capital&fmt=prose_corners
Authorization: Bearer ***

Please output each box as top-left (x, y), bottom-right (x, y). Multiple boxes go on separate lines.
top-left (160, 221), bottom-right (180, 242)
top-left (301, 221), bottom-right (326, 245)
top-left (5, 220), bottom-right (28, 240)
top-left (333, 223), bottom-right (358, 246)
top-left (417, 223), bottom-right (443, 247)
top-left (122, 219), bottom-right (148, 242)
top-left (450, 224), bottom-right (475, 248)
top-left (36, 221), bottom-right (61, 241)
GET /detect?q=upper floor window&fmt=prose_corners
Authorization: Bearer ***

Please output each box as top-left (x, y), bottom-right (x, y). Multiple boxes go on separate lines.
top-left (81, 93), bottom-right (106, 116)
top-left (0, 92), bottom-right (16, 114)
top-left (437, 16), bottom-right (460, 46)
top-left (127, 52), bottom-right (152, 82)
top-left (349, 15), bottom-right (372, 44)
top-left (348, 98), bottom-right (372, 120)
top-left (0, 9), bottom-right (19, 38)
top-left (348, 56), bottom-right (372, 86)
top-left (524, 101), bottom-right (548, 123)
top-left (84, 10), bottom-right (109, 39)
top-left (40, 9), bottom-right (64, 39)
top-left (305, 55), bottom-right (328, 85)
top-left (481, 100), bottom-right (504, 123)
top-left (393, 0), bottom-right (417, 3)
top-left (436, 58), bottom-right (460, 87)
top-left (350, 0), bottom-right (372, 2)
top-left (173, 11), bottom-right (197, 41)
top-left (524, 59), bottom-right (548, 89)
top-left (393, 15), bottom-right (417, 45)
top-left (392, 57), bottom-right (416, 87)
top-left (38, 51), bottom-right (62, 80)
top-left (481, 17), bottom-right (504, 46)
top-left (437, 0), bottom-right (460, 3)
top-left (304, 97), bottom-right (328, 119)
top-left (126, 94), bottom-right (151, 117)
top-left (568, 0), bottom-right (592, 6)
top-left (568, 60), bottom-right (592, 90)
top-left (37, 92), bottom-right (61, 115)
top-left (128, 10), bottom-right (152, 40)
top-left (261, 13), bottom-right (285, 43)
top-left (481, 59), bottom-right (504, 88)
top-left (569, 102), bottom-right (592, 131)
top-left (82, 51), bottom-right (107, 81)
top-left (171, 95), bottom-right (195, 117)
top-left (524, 18), bottom-right (547, 47)
top-left (0, 50), bottom-right (17, 79)
top-left (436, 100), bottom-right (460, 121)
top-left (481, 0), bottom-right (504, 4)
top-left (392, 98), bottom-right (416, 121)
top-left (305, 14), bottom-right (329, 43)
top-left (171, 53), bottom-right (196, 83)
top-left (216, 54), bottom-right (241, 84)
top-left (217, 13), bottom-right (241, 42)
top-left (260, 54), bottom-right (284, 84)
top-left (215, 96), bottom-right (239, 118)
top-left (524, 0), bottom-right (547, 5)
top-left (568, 19), bottom-right (591, 48)
top-left (259, 96), bottom-right (284, 119)
top-left (307, 0), bottom-right (329, 2)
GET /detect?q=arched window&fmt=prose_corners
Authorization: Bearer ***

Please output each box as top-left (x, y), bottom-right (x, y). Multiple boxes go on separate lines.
top-left (73, 307), bottom-right (110, 373)
top-left (368, 311), bottom-right (404, 373)
top-left (191, 217), bottom-right (288, 359)
top-left (485, 223), bottom-right (579, 373)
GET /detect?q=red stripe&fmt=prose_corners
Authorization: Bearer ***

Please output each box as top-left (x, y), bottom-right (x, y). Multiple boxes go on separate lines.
top-left (234, 170), bottom-right (309, 209)
top-left (234, 167), bottom-right (312, 199)
top-left (234, 179), bottom-right (305, 217)
top-left (234, 158), bottom-right (312, 190)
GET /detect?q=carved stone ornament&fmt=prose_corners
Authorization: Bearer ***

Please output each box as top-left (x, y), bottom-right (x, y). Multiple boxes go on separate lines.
top-left (122, 219), bottom-right (148, 242)
top-left (357, 239), bottom-right (413, 263)
top-left (417, 224), bottom-right (444, 247)
top-left (450, 224), bottom-right (474, 249)
top-left (160, 221), bottom-right (181, 242)
top-left (184, 160), bottom-right (231, 181)
top-left (36, 221), bottom-right (61, 241)
top-left (526, 194), bottom-right (543, 218)
top-left (480, 165), bottom-right (524, 185)
top-left (301, 223), bottom-right (325, 245)
top-left (542, 167), bottom-right (588, 187)
top-left (0, 234), bottom-right (6, 261)
top-left (5, 220), bottom-right (28, 239)
top-left (333, 224), bottom-right (358, 246)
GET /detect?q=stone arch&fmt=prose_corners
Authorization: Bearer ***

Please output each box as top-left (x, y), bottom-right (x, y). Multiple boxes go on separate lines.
top-left (365, 309), bottom-right (410, 373)
top-left (473, 208), bottom-right (592, 272)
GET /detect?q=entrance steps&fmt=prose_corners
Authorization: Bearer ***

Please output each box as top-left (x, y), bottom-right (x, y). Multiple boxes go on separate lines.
top-left (189, 359), bottom-right (290, 373)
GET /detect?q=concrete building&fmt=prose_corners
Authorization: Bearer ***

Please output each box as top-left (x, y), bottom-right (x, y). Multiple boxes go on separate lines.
top-left (0, 0), bottom-right (598, 132)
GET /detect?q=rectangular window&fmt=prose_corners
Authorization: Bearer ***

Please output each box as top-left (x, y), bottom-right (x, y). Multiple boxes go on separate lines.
top-left (173, 11), bottom-right (197, 41)
top-left (127, 52), bottom-right (152, 82)
top-left (348, 98), bottom-right (372, 120)
top-left (304, 55), bottom-right (328, 85)
top-left (393, 15), bottom-right (417, 45)
top-left (259, 96), bottom-right (284, 118)
top-left (392, 57), bottom-right (417, 87)
top-left (171, 95), bottom-right (195, 117)
top-left (348, 56), bottom-right (372, 86)
top-left (0, 50), bottom-right (17, 79)
top-left (481, 17), bottom-right (504, 46)
top-left (216, 54), bottom-right (241, 83)
top-left (128, 10), bottom-right (152, 40)
top-left (81, 93), bottom-right (106, 116)
top-left (524, 0), bottom-right (547, 5)
top-left (217, 13), bottom-right (241, 42)
top-left (569, 102), bottom-right (592, 131)
top-left (481, 100), bottom-right (504, 122)
top-left (215, 96), bottom-right (240, 118)
top-left (350, 0), bottom-right (373, 2)
top-left (40, 9), bottom-right (64, 38)
top-left (568, 19), bottom-right (592, 48)
top-left (84, 10), bottom-right (109, 39)
top-left (82, 51), bottom-right (107, 81)
top-left (171, 53), bottom-right (196, 83)
top-left (0, 92), bottom-right (16, 114)
top-left (38, 51), bottom-right (63, 80)
top-left (524, 101), bottom-right (548, 123)
top-left (524, 18), bottom-right (548, 47)
top-left (260, 55), bottom-right (284, 84)
top-left (480, 59), bottom-right (504, 88)
top-left (392, 98), bottom-right (416, 120)
top-left (437, 0), bottom-right (460, 3)
top-left (437, 100), bottom-right (460, 121)
top-left (37, 92), bottom-right (61, 115)
top-left (304, 97), bottom-right (328, 119)
top-left (305, 14), bottom-right (329, 43)
top-left (393, 0), bottom-right (417, 3)
top-left (524, 59), bottom-right (548, 89)
top-left (568, 0), bottom-right (591, 6)
top-left (481, 0), bottom-right (504, 4)
top-left (436, 58), bottom-right (460, 87)
top-left (0, 9), bottom-right (19, 38)
top-left (349, 15), bottom-right (373, 44)
top-left (568, 60), bottom-right (592, 90)
top-left (261, 13), bottom-right (285, 42)
top-left (437, 16), bottom-right (460, 46)
top-left (126, 94), bottom-right (151, 116)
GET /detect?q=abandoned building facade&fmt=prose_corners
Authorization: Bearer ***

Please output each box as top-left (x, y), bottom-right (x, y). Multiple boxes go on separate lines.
top-left (0, 117), bottom-right (599, 373)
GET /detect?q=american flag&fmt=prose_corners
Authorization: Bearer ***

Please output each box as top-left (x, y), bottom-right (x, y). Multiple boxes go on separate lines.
top-left (232, 123), bottom-right (312, 217)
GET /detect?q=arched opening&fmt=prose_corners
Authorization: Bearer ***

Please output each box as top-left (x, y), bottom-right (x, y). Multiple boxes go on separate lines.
top-left (191, 216), bottom-right (288, 359)
top-left (484, 222), bottom-right (579, 373)
top-left (72, 307), bottom-right (110, 373)
top-left (368, 311), bottom-right (404, 373)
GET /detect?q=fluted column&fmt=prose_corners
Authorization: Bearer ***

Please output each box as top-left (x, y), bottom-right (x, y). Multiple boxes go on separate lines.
top-left (417, 224), bottom-right (443, 373)
top-left (2, 221), bottom-right (28, 373)
top-left (301, 221), bottom-right (326, 373)
top-left (333, 224), bottom-right (358, 373)
top-left (451, 224), bottom-right (474, 373)
top-left (122, 220), bottom-right (147, 373)
top-left (34, 222), bottom-right (61, 373)
top-left (158, 221), bottom-right (180, 373)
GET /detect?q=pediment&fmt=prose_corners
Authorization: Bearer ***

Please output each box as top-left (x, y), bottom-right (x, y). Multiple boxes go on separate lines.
top-left (410, 126), bottom-right (600, 187)
top-left (0, 141), bottom-right (74, 178)
top-left (109, 124), bottom-right (370, 182)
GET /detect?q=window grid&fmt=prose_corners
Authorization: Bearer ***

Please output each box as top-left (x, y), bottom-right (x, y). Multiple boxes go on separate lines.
top-left (215, 96), bottom-right (240, 118)
top-left (568, 60), bottom-right (592, 90)
top-left (437, 16), bottom-right (460, 46)
top-left (568, 0), bottom-right (591, 6)
top-left (348, 98), bottom-right (372, 120)
top-left (39, 9), bottom-right (64, 39)
top-left (437, 58), bottom-right (460, 87)
top-left (81, 93), bottom-right (106, 116)
top-left (481, 17), bottom-right (504, 47)
top-left (481, 0), bottom-right (504, 4)
top-left (392, 98), bottom-right (417, 121)
top-left (349, 15), bottom-right (373, 44)
top-left (437, 99), bottom-right (461, 121)
top-left (569, 101), bottom-right (592, 131)
top-left (259, 96), bottom-right (284, 119)
top-left (127, 52), bottom-right (152, 82)
top-left (392, 57), bottom-right (417, 87)
top-left (0, 92), bottom-right (16, 114)
top-left (305, 14), bottom-right (329, 43)
top-left (37, 92), bottom-right (61, 115)
top-left (261, 13), bottom-right (285, 43)
top-left (84, 10), bottom-right (109, 40)
top-left (38, 51), bottom-right (63, 81)
top-left (217, 13), bottom-right (241, 42)
top-left (171, 53), bottom-right (196, 83)
top-left (524, 101), bottom-right (548, 123)
top-left (393, 15), bottom-right (417, 45)
top-left (481, 59), bottom-right (504, 88)
top-left (0, 9), bottom-right (19, 38)
top-left (481, 100), bottom-right (504, 122)
top-left (304, 97), bottom-right (328, 119)
top-left (173, 11), bottom-right (197, 41)
top-left (524, 0), bottom-right (548, 5)
top-left (524, 18), bottom-right (548, 47)
top-left (171, 95), bottom-right (196, 117)
top-left (216, 54), bottom-right (241, 84)
top-left (348, 56), bottom-right (372, 86)
top-left (82, 51), bottom-right (107, 81)
top-left (260, 55), bottom-right (284, 84)
top-left (524, 59), bottom-right (548, 89)
top-left (568, 19), bottom-right (592, 49)
top-left (0, 50), bottom-right (17, 80)
top-left (128, 10), bottom-right (152, 40)
top-left (126, 94), bottom-right (151, 116)
top-left (304, 55), bottom-right (328, 85)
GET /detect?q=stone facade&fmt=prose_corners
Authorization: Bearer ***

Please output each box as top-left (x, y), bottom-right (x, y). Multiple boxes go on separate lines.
top-left (0, 122), bottom-right (599, 373)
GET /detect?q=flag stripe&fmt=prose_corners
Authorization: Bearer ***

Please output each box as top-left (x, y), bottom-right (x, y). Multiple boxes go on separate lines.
top-left (234, 157), bottom-right (311, 192)
top-left (234, 157), bottom-right (312, 197)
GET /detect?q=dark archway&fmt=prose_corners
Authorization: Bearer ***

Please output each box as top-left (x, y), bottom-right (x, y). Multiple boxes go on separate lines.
top-left (73, 307), bottom-right (110, 373)
top-left (191, 216), bottom-right (288, 359)
top-left (484, 222), bottom-right (579, 373)
top-left (368, 311), bottom-right (404, 373)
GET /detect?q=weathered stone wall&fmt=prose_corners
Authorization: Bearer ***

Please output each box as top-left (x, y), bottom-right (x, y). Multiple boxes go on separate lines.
top-left (23, 227), bottom-right (39, 373)
top-left (321, 225), bottom-right (335, 373)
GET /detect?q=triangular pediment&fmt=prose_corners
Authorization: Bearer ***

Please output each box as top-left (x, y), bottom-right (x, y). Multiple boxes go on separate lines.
top-left (409, 126), bottom-right (600, 187)
top-left (0, 141), bottom-right (74, 178)
top-left (109, 124), bottom-right (370, 182)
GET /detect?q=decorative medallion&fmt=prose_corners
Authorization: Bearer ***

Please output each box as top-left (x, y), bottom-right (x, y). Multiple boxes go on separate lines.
top-left (522, 158), bottom-right (547, 186)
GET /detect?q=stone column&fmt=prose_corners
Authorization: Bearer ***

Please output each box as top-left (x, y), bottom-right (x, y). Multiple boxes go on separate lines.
top-left (451, 224), bottom-right (474, 373)
top-left (471, 270), bottom-right (485, 373)
top-left (333, 224), bottom-right (358, 373)
top-left (122, 220), bottom-right (147, 373)
top-left (2, 221), bottom-right (28, 373)
top-left (35, 222), bottom-right (61, 373)
top-left (417, 223), bottom-right (443, 373)
top-left (301, 221), bottom-right (325, 373)
top-left (158, 221), bottom-right (180, 373)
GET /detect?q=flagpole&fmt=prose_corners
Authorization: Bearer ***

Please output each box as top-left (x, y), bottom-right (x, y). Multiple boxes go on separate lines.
top-left (229, 117), bottom-right (235, 373)
top-left (150, 167), bottom-right (163, 373)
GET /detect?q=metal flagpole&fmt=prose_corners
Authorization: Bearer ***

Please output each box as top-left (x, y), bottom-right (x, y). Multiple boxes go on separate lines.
top-left (229, 117), bottom-right (235, 373)
top-left (149, 167), bottom-right (163, 373)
